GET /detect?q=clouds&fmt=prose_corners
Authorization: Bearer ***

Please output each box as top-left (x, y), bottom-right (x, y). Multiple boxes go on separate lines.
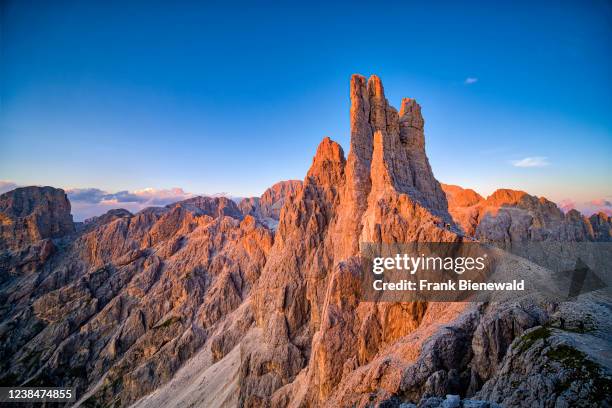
top-left (558, 197), bottom-right (612, 217)
top-left (65, 188), bottom-right (108, 204)
top-left (464, 77), bottom-right (478, 85)
top-left (511, 156), bottom-right (550, 168)
top-left (585, 198), bottom-right (612, 216)
top-left (66, 187), bottom-right (194, 206)
top-left (66, 187), bottom-right (197, 220)
top-left (589, 198), bottom-right (612, 207)
top-left (557, 199), bottom-right (576, 213)
top-left (0, 181), bottom-right (19, 195)
top-left (0, 180), bottom-right (239, 220)
top-left (130, 188), bottom-right (197, 205)
top-left (3, 177), bottom-right (609, 221)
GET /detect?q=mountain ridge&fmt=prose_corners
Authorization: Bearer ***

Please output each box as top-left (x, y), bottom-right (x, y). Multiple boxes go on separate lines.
top-left (0, 75), bottom-right (610, 408)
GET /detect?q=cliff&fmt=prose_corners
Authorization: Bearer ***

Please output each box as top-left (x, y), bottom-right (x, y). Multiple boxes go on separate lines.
top-left (239, 180), bottom-right (303, 228)
top-left (0, 186), bottom-right (74, 251)
top-left (0, 76), bottom-right (610, 408)
top-left (442, 184), bottom-right (611, 242)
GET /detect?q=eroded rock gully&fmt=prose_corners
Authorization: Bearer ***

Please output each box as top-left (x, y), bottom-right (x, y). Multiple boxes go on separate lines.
top-left (0, 75), bottom-right (610, 408)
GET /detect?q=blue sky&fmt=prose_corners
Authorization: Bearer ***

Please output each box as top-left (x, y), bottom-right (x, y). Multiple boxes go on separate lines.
top-left (1, 0), bottom-right (611, 219)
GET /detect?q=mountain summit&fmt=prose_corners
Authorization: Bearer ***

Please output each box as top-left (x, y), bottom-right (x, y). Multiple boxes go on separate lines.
top-left (0, 75), bottom-right (610, 408)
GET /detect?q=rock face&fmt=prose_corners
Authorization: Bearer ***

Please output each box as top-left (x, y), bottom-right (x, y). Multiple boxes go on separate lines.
top-left (241, 75), bottom-right (462, 408)
top-left (442, 184), bottom-right (612, 242)
top-left (474, 297), bottom-right (612, 408)
top-left (81, 208), bottom-right (133, 232)
top-left (239, 180), bottom-right (303, 227)
top-left (169, 196), bottom-right (244, 219)
top-left (0, 186), bottom-right (74, 250)
top-left (590, 212), bottom-right (612, 241)
top-left (0, 192), bottom-right (273, 407)
top-left (0, 75), bottom-right (610, 408)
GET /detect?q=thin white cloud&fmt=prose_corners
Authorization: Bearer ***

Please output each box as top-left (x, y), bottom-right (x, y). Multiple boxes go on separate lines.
top-left (66, 187), bottom-right (198, 221)
top-left (0, 182), bottom-right (237, 220)
top-left (67, 187), bottom-right (196, 207)
top-left (66, 187), bottom-right (238, 221)
top-left (464, 77), bottom-right (478, 85)
top-left (0, 180), bottom-right (19, 194)
top-left (511, 156), bottom-right (550, 168)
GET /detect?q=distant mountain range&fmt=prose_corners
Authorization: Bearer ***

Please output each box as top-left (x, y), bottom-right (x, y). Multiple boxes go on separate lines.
top-left (1, 75), bottom-right (610, 408)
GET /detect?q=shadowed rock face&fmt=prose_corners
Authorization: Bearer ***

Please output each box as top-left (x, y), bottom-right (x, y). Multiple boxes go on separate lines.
top-left (1, 76), bottom-right (610, 408)
top-left (590, 212), bottom-right (612, 241)
top-left (0, 191), bottom-right (273, 406)
top-left (0, 186), bottom-right (74, 251)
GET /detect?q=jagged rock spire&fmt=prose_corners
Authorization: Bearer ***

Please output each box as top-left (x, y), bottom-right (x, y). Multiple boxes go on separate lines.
top-left (345, 74), bottom-right (450, 221)
top-left (307, 136), bottom-right (345, 186)
top-left (399, 97), bottom-right (425, 148)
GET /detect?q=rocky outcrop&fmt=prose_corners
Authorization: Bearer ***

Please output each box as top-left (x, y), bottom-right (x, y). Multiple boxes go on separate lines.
top-left (239, 74), bottom-right (461, 408)
top-left (0, 186), bottom-right (74, 250)
top-left (80, 208), bottom-right (133, 232)
top-left (590, 212), bottom-right (612, 241)
top-left (475, 296), bottom-right (612, 407)
top-left (236, 76), bottom-right (610, 408)
top-left (239, 180), bottom-right (303, 228)
top-left (442, 184), bottom-right (484, 209)
top-left (169, 196), bottom-right (244, 219)
top-left (0, 75), bottom-right (610, 408)
top-left (442, 184), bottom-right (611, 242)
top-left (0, 192), bottom-right (272, 407)
top-left (258, 180), bottom-right (302, 220)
